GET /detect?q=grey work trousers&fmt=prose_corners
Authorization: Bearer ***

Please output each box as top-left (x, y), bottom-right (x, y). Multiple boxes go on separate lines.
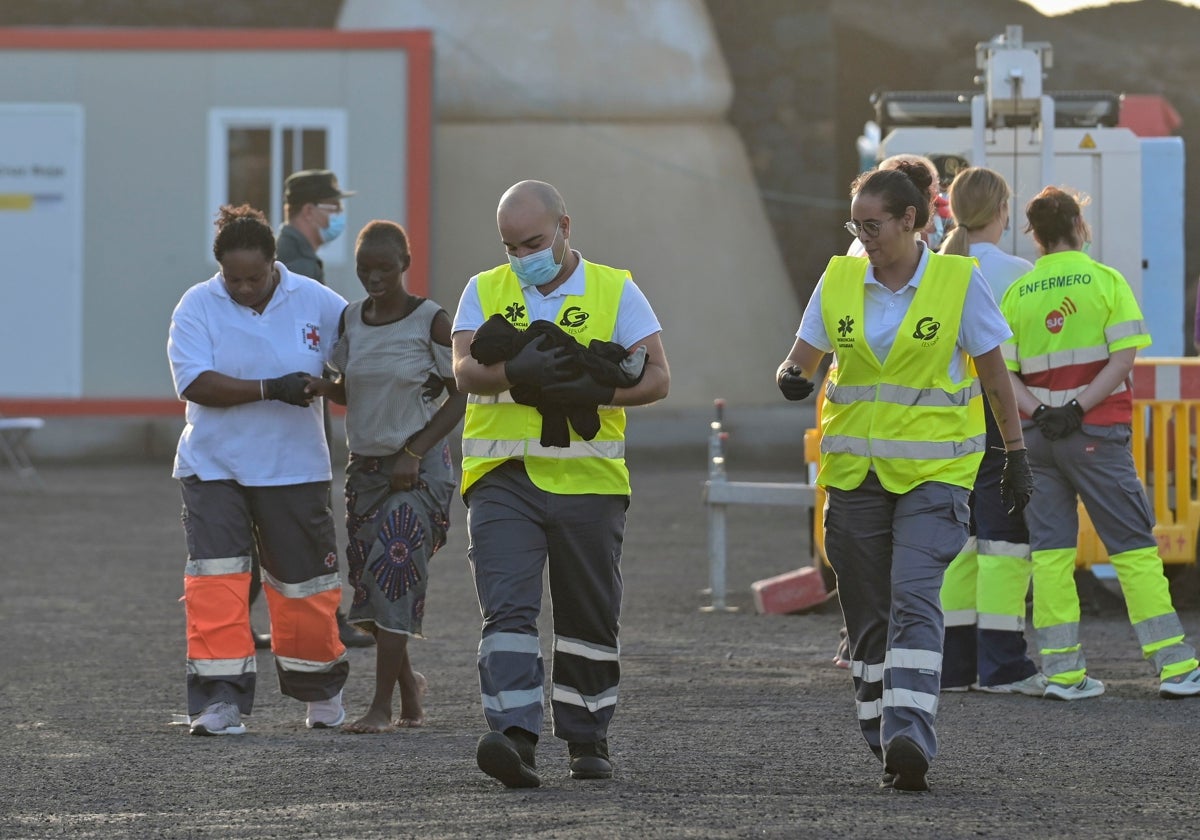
top-left (824, 471), bottom-right (970, 763)
top-left (466, 461), bottom-right (627, 743)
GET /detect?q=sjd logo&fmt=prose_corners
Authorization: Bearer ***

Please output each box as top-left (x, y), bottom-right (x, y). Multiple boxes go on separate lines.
top-left (1045, 297), bottom-right (1077, 334)
top-left (912, 316), bottom-right (940, 341)
top-left (559, 306), bottom-right (589, 328)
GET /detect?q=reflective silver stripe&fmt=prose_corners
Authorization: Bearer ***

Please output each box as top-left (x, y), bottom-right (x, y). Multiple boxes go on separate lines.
top-left (1037, 622), bottom-right (1080, 651)
top-left (978, 612), bottom-right (1025, 632)
top-left (822, 434), bottom-right (986, 460)
top-left (554, 635), bottom-right (620, 662)
top-left (885, 648), bottom-right (942, 672)
top-left (481, 687), bottom-right (544, 712)
top-left (959, 535), bottom-right (978, 556)
top-left (1133, 612), bottom-right (1187, 650)
top-left (462, 437), bottom-right (624, 459)
top-left (876, 380), bottom-right (982, 408)
top-left (479, 632), bottom-right (542, 658)
top-left (261, 569), bottom-right (341, 599)
top-left (1041, 649), bottom-right (1085, 677)
top-left (943, 609), bottom-right (977, 628)
top-left (977, 539), bottom-right (1030, 560)
top-left (185, 555), bottom-right (251, 577)
top-left (1147, 641), bottom-right (1196, 674)
top-left (851, 660), bottom-right (885, 683)
top-left (274, 651), bottom-right (349, 673)
top-left (468, 391), bottom-right (616, 410)
top-left (826, 380), bottom-right (980, 408)
top-left (187, 656), bottom-right (256, 676)
top-left (825, 382), bottom-right (876, 404)
top-left (1001, 342), bottom-right (1018, 364)
top-left (883, 687), bottom-right (939, 715)
top-left (868, 436), bottom-right (985, 460)
top-left (1027, 382), bottom-right (1126, 406)
top-left (1105, 318), bottom-right (1148, 343)
top-left (468, 392), bottom-right (518, 405)
top-left (1019, 343), bottom-right (1110, 375)
top-left (856, 698), bottom-right (882, 720)
top-left (551, 683), bottom-right (618, 712)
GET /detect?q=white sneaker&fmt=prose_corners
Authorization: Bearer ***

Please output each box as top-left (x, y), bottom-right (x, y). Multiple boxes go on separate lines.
top-left (1160, 667), bottom-right (1200, 699)
top-left (978, 673), bottom-right (1049, 696)
top-left (1043, 676), bottom-right (1105, 701)
top-left (189, 701), bottom-right (246, 736)
top-left (305, 690), bottom-right (346, 729)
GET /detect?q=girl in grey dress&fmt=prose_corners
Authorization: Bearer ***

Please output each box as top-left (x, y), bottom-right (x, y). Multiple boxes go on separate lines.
top-left (310, 220), bottom-right (466, 733)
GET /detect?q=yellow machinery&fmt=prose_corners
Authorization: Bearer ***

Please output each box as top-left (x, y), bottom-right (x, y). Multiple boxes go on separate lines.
top-left (804, 357), bottom-right (1200, 571)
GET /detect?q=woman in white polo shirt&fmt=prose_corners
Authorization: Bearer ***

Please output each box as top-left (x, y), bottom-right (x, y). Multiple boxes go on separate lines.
top-left (167, 204), bottom-right (349, 736)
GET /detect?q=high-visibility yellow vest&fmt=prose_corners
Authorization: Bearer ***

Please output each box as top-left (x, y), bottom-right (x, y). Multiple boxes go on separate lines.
top-left (818, 253), bottom-right (985, 494)
top-left (461, 261), bottom-right (630, 496)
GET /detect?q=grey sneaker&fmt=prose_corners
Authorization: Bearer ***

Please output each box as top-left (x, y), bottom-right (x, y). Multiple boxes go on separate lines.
top-left (978, 673), bottom-right (1049, 696)
top-left (1160, 667), bottom-right (1200, 699)
top-left (305, 690), bottom-right (346, 729)
top-left (1043, 676), bottom-right (1105, 701)
top-left (189, 702), bottom-right (246, 736)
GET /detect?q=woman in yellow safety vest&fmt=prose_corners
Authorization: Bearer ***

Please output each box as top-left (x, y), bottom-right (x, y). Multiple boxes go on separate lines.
top-left (937, 167), bottom-right (1046, 696)
top-left (1001, 185), bottom-right (1200, 701)
top-left (775, 161), bottom-right (1033, 792)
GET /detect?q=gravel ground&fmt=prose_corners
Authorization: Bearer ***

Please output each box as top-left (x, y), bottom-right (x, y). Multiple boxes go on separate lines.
top-left (2, 461), bottom-right (1198, 839)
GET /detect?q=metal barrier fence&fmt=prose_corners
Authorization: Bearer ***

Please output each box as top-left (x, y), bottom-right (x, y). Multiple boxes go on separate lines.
top-left (701, 358), bottom-right (1200, 611)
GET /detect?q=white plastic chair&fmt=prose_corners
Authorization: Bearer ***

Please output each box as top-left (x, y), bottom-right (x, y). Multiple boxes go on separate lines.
top-left (0, 414), bottom-right (45, 487)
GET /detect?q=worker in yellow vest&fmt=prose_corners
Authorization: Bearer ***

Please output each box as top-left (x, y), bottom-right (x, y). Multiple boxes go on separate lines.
top-left (452, 180), bottom-right (670, 788)
top-left (1001, 185), bottom-right (1200, 701)
top-left (776, 163), bottom-right (1032, 792)
top-left (937, 167), bottom-right (1044, 696)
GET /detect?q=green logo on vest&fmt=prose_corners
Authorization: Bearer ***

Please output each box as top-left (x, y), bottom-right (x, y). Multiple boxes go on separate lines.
top-left (838, 315), bottom-right (854, 337)
top-left (505, 302), bottom-right (527, 323)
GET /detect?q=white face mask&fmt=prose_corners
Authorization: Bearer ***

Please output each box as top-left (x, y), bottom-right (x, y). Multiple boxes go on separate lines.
top-left (508, 222), bottom-right (563, 287)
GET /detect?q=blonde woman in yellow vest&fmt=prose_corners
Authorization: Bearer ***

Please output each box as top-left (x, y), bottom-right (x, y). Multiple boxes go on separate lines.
top-left (775, 163), bottom-right (1032, 792)
top-left (451, 181), bottom-right (670, 788)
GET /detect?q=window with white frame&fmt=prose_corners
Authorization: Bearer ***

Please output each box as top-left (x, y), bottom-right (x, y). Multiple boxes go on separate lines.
top-left (207, 109), bottom-right (349, 264)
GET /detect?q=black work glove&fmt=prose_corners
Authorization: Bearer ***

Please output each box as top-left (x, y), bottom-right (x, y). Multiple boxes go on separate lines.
top-left (1032, 400), bottom-right (1084, 440)
top-left (778, 365), bottom-right (814, 401)
top-left (421, 373), bottom-right (446, 402)
top-left (504, 335), bottom-right (573, 387)
top-left (540, 373), bottom-right (616, 407)
top-left (1000, 448), bottom-right (1035, 515)
top-left (264, 372), bottom-right (313, 406)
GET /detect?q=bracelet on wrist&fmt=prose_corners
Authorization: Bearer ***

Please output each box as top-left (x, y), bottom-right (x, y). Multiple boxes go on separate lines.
top-left (403, 445), bottom-right (423, 460)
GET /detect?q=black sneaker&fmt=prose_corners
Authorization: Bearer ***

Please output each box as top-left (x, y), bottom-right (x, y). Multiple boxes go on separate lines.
top-left (883, 736), bottom-right (929, 792)
top-left (338, 612), bottom-right (376, 648)
top-left (476, 729), bottom-right (540, 788)
top-left (568, 740), bottom-right (613, 780)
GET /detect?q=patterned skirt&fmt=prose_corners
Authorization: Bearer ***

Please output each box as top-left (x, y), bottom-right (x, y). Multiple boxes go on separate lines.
top-left (343, 442), bottom-right (456, 636)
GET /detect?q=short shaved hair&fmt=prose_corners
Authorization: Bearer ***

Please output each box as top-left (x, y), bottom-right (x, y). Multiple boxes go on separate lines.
top-left (498, 180), bottom-right (566, 218)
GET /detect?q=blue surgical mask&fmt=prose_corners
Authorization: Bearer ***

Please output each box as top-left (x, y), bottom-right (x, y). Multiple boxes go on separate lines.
top-left (508, 223), bottom-right (563, 287)
top-left (320, 211), bottom-right (346, 244)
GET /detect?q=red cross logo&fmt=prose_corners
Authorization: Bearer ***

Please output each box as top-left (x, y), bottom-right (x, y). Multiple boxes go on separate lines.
top-left (303, 323), bottom-right (321, 351)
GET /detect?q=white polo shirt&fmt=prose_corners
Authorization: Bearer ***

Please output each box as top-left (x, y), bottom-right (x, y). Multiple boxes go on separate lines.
top-left (452, 250), bottom-right (662, 349)
top-left (168, 262), bottom-right (347, 486)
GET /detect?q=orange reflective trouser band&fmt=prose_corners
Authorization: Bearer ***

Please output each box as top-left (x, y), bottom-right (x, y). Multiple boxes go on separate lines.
top-left (180, 477), bottom-right (348, 715)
